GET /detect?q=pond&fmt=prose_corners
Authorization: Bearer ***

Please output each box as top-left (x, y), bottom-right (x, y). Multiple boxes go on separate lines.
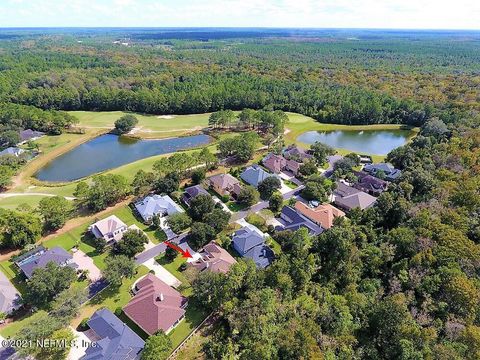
top-left (35, 133), bottom-right (211, 182)
top-left (296, 129), bottom-right (413, 155)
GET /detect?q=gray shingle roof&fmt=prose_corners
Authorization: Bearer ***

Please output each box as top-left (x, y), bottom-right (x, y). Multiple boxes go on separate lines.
top-left (232, 225), bottom-right (274, 269)
top-left (334, 182), bottom-right (377, 211)
top-left (240, 165), bottom-right (278, 187)
top-left (280, 206), bottom-right (324, 235)
top-left (182, 185), bottom-right (209, 206)
top-left (81, 308), bottom-right (145, 360)
top-left (0, 271), bottom-right (21, 314)
top-left (15, 246), bottom-right (78, 279)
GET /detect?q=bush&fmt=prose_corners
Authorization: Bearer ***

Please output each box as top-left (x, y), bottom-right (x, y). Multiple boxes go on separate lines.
top-left (77, 318), bottom-right (90, 331)
top-left (114, 114), bottom-right (138, 134)
top-left (114, 307), bottom-right (123, 317)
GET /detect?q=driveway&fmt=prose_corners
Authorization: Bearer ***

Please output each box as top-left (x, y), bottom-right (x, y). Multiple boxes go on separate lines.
top-left (135, 233), bottom-right (190, 264)
top-left (143, 258), bottom-right (182, 288)
top-left (68, 327), bottom-right (90, 360)
top-left (72, 249), bottom-right (101, 281)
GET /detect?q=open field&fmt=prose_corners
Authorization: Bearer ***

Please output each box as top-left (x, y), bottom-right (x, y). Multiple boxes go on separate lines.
top-left (70, 111), bottom-right (211, 139)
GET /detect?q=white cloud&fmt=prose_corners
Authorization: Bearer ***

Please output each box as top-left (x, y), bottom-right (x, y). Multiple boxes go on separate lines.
top-left (0, 0), bottom-right (479, 29)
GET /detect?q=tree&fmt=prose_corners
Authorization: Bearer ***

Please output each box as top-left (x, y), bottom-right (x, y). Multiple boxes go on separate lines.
top-left (258, 176), bottom-right (281, 200)
top-left (38, 196), bottom-right (72, 231)
top-left (269, 192), bottom-right (283, 213)
top-left (189, 194), bottom-right (215, 221)
top-left (50, 287), bottom-right (87, 319)
top-left (421, 118), bottom-right (450, 138)
top-left (0, 209), bottom-right (42, 249)
top-left (301, 177), bottom-right (333, 202)
top-left (238, 109), bottom-right (257, 129)
top-left (204, 208), bottom-right (230, 233)
top-left (103, 255), bottom-right (136, 288)
top-left (25, 262), bottom-right (77, 307)
top-left (298, 160), bottom-right (318, 178)
top-left (189, 222), bottom-right (216, 249)
top-left (166, 212), bottom-right (192, 233)
top-left (78, 175), bottom-right (130, 212)
top-left (0, 165), bottom-right (14, 189)
top-left (155, 172), bottom-right (180, 194)
top-left (141, 331), bottom-right (172, 360)
top-left (238, 185), bottom-right (260, 207)
top-left (131, 170), bottom-right (155, 196)
top-left (114, 229), bottom-right (148, 258)
top-left (164, 247), bottom-right (177, 261)
top-left (191, 168), bottom-right (206, 184)
top-left (114, 114), bottom-right (138, 134)
top-left (0, 130), bottom-right (21, 147)
top-left (310, 142), bottom-right (335, 164)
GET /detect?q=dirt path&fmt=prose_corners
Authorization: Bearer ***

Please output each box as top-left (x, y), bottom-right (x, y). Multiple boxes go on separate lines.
top-left (0, 197), bottom-right (132, 262)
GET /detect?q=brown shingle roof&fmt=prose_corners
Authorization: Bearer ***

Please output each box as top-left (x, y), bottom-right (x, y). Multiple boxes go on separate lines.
top-left (295, 202), bottom-right (345, 229)
top-left (208, 173), bottom-right (240, 190)
top-left (189, 241), bottom-right (237, 274)
top-left (123, 274), bottom-right (187, 335)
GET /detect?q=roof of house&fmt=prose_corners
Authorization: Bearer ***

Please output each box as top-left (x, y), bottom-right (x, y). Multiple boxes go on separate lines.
top-left (363, 163), bottom-right (402, 180)
top-left (334, 182), bottom-right (377, 210)
top-left (182, 185), bottom-right (209, 205)
top-left (16, 246), bottom-right (77, 279)
top-left (135, 194), bottom-right (183, 220)
top-left (0, 147), bottom-right (24, 157)
top-left (208, 173), bottom-right (240, 190)
top-left (286, 159), bottom-right (301, 172)
top-left (280, 206), bottom-right (324, 235)
top-left (243, 243), bottom-right (274, 269)
top-left (19, 129), bottom-right (45, 142)
top-left (81, 308), bottom-right (145, 360)
top-left (232, 224), bottom-right (265, 254)
top-left (294, 201), bottom-right (345, 229)
top-left (353, 171), bottom-right (388, 194)
top-left (240, 165), bottom-right (277, 187)
top-left (91, 215), bottom-right (128, 237)
top-left (0, 271), bottom-right (21, 314)
top-left (283, 145), bottom-right (312, 160)
top-left (123, 274), bottom-right (187, 335)
top-left (190, 241), bottom-right (237, 273)
top-left (262, 153), bottom-right (287, 173)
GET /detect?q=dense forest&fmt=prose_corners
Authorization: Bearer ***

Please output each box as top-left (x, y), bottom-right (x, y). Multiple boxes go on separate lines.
top-left (0, 29), bottom-right (479, 359)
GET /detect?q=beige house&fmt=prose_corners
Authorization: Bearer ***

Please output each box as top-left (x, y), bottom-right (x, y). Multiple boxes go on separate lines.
top-left (89, 215), bottom-right (128, 244)
top-left (208, 173), bottom-right (242, 197)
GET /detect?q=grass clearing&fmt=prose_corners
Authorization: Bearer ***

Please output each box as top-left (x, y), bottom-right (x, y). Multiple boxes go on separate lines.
top-left (168, 301), bottom-right (209, 350)
top-left (70, 111), bottom-right (210, 138)
top-left (0, 195), bottom-right (46, 210)
top-left (0, 310), bottom-right (47, 338)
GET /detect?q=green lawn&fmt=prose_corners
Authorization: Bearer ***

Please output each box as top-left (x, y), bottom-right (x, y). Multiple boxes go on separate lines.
top-left (156, 254), bottom-right (192, 295)
top-left (168, 301), bottom-right (210, 349)
top-left (266, 237), bottom-right (282, 255)
top-left (0, 195), bottom-right (46, 210)
top-left (0, 260), bottom-right (27, 295)
top-left (70, 111), bottom-right (211, 138)
top-left (0, 310), bottom-right (47, 338)
top-left (226, 201), bottom-right (248, 212)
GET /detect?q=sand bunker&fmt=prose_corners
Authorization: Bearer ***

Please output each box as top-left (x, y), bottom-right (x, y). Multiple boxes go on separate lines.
top-left (157, 115), bottom-right (175, 119)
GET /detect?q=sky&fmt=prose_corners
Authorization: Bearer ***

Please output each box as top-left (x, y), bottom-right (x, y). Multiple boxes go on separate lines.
top-left (1, 0), bottom-right (479, 30)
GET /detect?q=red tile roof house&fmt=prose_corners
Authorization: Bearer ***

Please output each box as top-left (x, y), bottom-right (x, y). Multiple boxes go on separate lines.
top-left (262, 153), bottom-right (287, 174)
top-left (189, 241), bottom-right (237, 274)
top-left (208, 173), bottom-right (242, 198)
top-left (123, 274), bottom-right (188, 335)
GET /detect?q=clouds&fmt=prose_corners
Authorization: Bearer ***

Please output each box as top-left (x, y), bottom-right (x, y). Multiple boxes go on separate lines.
top-left (0, 0), bottom-right (479, 29)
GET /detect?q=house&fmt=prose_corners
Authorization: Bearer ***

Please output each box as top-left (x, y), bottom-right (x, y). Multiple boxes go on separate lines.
top-left (0, 147), bottom-right (24, 157)
top-left (81, 308), bottom-right (145, 360)
top-left (283, 145), bottom-right (313, 161)
top-left (285, 159), bottom-right (302, 175)
top-left (294, 201), bottom-right (345, 229)
top-left (19, 129), bottom-right (45, 143)
top-left (262, 153), bottom-right (287, 174)
top-left (15, 246), bottom-right (78, 279)
top-left (89, 215), bottom-right (128, 244)
top-left (279, 206), bottom-right (324, 235)
top-left (182, 185), bottom-right (209, 206)
top-left (240, 165), bottom-right (278, 188)
top-left (353, 171), bottom-right (388, 196)
top-left (208, 173), bottom-right (242, 198)
top-left (363, 163), bottom-right (402, 181)
top-left (232, 224), bottom-right (274, 269)
top-left (0, 271), bottom-right (22, 314)
top-left (134, 194), bottom-right (184, 223)
top-left (123, 274), bottom-right (188, 335)
top-left (189, 241), bottom-right (237, 274)
top-left (333, 182), bottom-right (377, 211)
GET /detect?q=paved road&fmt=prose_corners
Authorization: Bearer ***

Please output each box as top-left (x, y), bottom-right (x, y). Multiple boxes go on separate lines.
top-left (135, 183), bottom-right (304, 264)
top-left (135, 233), bottom-right (189, 264)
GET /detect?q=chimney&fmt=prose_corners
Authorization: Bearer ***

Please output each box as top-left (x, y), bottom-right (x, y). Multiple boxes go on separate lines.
top-left (157, 293), bottom-right (164, 302)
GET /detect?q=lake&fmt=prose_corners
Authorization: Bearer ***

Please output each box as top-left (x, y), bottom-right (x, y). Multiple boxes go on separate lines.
top-left (35, 133), bottom-right (211, 182)
top-left (296, 129), bottom-right (412, 155)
